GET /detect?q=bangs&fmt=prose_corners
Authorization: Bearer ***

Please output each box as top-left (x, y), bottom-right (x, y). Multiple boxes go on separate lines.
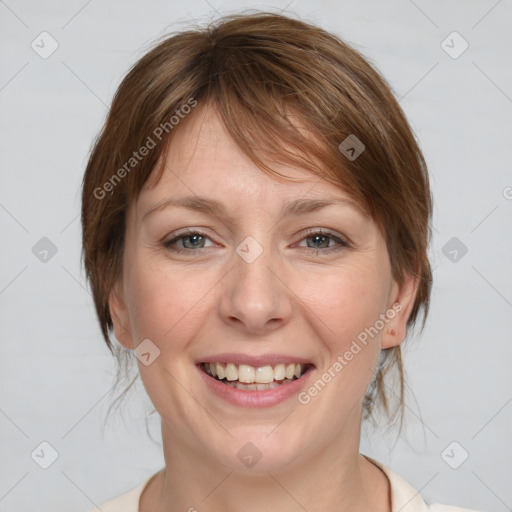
top-left (146, 40), bottom-right (366, 211)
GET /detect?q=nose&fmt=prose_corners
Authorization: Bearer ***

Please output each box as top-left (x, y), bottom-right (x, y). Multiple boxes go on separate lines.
top-left (218, 240), bottom-right (293, 335)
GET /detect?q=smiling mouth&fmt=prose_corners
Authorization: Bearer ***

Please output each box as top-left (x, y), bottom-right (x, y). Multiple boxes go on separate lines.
top-left (200, 362), bottom-right (313, 391)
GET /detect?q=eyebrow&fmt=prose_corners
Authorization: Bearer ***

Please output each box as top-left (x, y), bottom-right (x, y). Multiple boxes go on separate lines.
top-left (142, 195), bottom-right (362, 222)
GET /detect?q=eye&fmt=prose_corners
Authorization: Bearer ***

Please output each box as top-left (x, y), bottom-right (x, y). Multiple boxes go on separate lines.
top-left (298, 229), bottom-right (350, 253)
top-left (162, 230), bottom-right (215, 253)
top-left (161, 228), bottom-right (350, 255)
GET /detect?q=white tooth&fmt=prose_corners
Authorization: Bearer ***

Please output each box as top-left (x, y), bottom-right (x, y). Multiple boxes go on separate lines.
top-left (294, 364), bottom-right (302, 378)
top-left (255, 365), bottom-right (274, 383)
top-left (285, 363), bottom-right (295, 379)
top-left (273, 363), bottom-right (285, 381)
top-left (220, 375), bottom-right (295, 390)
top-left (225, 363), bottom-right (238, 381)
top-left (209, 363), bottom-right (217, 377)
top-left (216, 362), bottom-right (225, 379)
top-left (238, 364), bottom-right (256, 383)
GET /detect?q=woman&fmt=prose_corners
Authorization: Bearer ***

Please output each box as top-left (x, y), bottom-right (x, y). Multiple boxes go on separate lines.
top-left (81, 12), bottom-right (478, 512)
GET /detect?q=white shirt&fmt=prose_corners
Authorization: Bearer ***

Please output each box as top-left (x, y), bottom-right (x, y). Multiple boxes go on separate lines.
top-left (86, 459), bottom-right (480, 512)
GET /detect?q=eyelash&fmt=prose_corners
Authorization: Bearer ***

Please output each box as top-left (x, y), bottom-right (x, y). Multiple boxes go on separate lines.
top-left (162, 228), bottom-right (350, 255)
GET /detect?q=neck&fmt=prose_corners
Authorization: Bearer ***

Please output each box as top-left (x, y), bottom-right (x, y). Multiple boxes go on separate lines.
top-left (141, 415), bottom-right (390, 512)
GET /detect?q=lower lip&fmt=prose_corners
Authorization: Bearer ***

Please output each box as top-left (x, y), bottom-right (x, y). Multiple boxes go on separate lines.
top-left (197, 365), bottom-right (314, 408)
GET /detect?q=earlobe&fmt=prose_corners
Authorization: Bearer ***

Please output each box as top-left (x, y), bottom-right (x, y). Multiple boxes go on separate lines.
top-left (108, 282), bottom-right (134, 350)
top-left (381, 272), bottom-right (420, 349)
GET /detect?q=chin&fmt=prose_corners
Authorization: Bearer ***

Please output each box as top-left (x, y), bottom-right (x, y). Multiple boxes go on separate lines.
top-left (198, 425), bottom-right (306, 474)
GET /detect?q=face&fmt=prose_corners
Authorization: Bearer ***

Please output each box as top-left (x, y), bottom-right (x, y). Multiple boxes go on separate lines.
top-left (110, 105), bottom-right (417, 473)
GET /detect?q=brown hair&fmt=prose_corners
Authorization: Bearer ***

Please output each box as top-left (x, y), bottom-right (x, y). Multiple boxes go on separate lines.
top-left (81, 11), bottom-right (432, 427)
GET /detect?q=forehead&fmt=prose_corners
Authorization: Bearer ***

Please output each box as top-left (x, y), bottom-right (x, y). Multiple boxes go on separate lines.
top-left (135, 104), bottom-right (365, 218)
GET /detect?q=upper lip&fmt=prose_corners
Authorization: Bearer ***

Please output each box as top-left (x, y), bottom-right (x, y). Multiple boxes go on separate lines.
top-left (196, 353), bottom-right (315, 367)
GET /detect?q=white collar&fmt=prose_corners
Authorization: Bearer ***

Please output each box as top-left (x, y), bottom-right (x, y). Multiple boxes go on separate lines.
top-left (364, 455), bottom-right (430, 512)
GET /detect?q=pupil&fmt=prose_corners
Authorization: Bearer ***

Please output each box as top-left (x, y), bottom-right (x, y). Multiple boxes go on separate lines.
top-left (184, 234), bottom-right (204, 248)
top-left (309, 235), bottom-right (328, 249)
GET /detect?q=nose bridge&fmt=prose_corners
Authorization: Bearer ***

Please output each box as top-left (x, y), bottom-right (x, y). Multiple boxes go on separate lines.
top-left (219, 235), bottom-right (292, 333)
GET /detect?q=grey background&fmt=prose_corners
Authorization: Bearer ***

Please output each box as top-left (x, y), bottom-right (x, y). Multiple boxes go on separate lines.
top-left (1, 0), bottom-right (511, 511)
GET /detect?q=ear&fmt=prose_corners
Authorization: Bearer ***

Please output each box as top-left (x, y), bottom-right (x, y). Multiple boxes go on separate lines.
top-left (109, 280), bottom-right (135, 350)
top-left (381, 272), bottom-right (420, 349)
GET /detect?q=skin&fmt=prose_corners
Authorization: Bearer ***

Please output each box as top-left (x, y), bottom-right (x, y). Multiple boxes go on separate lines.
top-left (109, 104), bottom-right (419, 512)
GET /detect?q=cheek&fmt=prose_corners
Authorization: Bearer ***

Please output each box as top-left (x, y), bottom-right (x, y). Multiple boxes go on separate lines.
top-left (298, 261), bottom-right (389, 347)
top-left (295, 261), bottom-right (390, 401)
top-left (125, 256), bottom-right (214, 349)
top-left (293, 269), bottom-right (387, 416)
